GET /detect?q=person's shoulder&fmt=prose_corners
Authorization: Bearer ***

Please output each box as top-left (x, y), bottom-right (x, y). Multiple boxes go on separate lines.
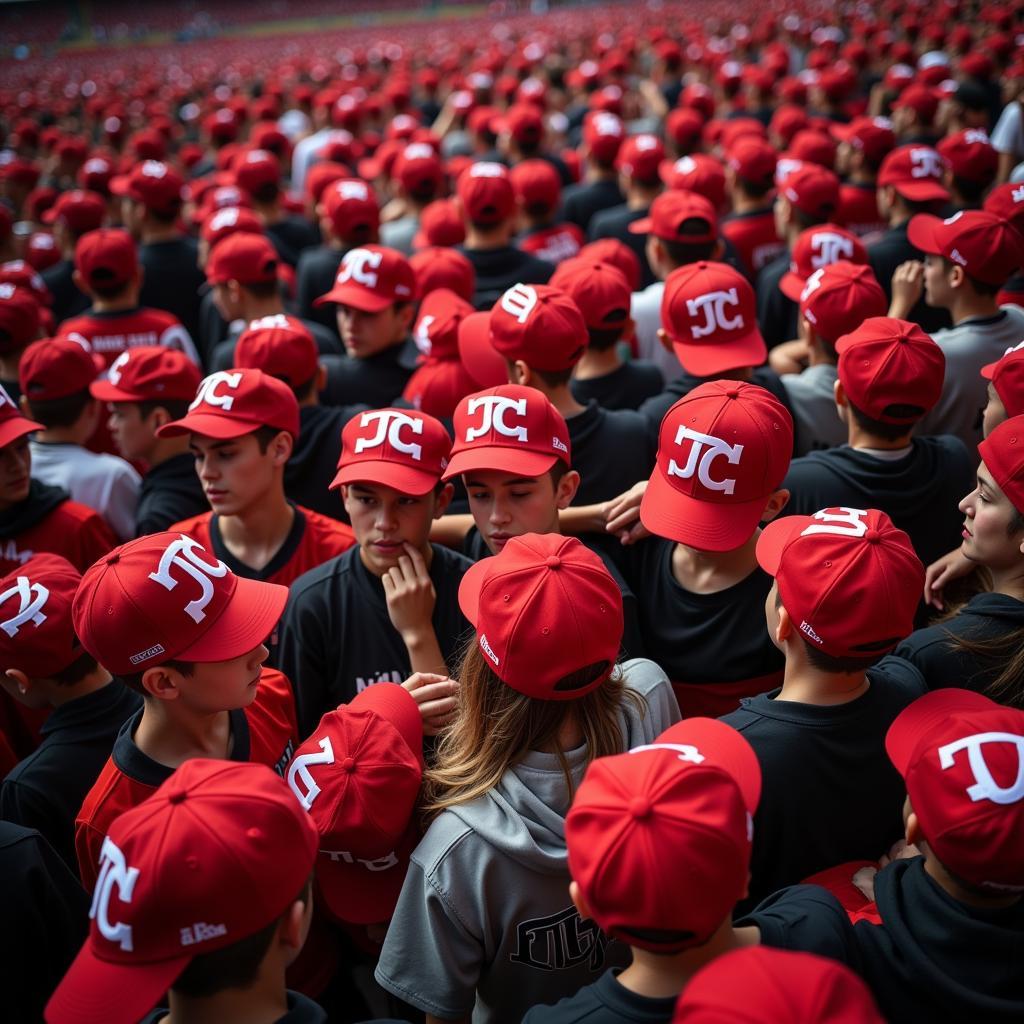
top-left (298, 506), bottom-right (356, 550)
top-left (431, 542), bottom-right (474, 575)
top-left (95, 451), bottom-right (142, 482)
top-left (136, 306), bottom-right (184, 329)
top-left (866, 654), bottom-right (927, 700)
top-left (620, 656), bottom-right (671, 699)
top-left (915, 433), bottom-right (973, 468)
top-left (288, 546), bottom-right (358, 600)
top-left (409, 807), bottom-right (479, 879)
top-left (168, 509), bottom-right (213, 535)
top-left (740, 883), bottom-right (856, 961)
top-left (46, 497), bottom-right (105, 528)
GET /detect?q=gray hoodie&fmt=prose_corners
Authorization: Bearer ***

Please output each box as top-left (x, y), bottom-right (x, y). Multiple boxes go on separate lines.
top-left (374, 658), bottom-right (680, 1023)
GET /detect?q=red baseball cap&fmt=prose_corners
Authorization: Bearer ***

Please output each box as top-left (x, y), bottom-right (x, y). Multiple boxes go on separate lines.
top-left (877, 145), bottom-right (949, 202)
top-left (831, 116), bottom-right (896, 165)
top-left (490, 283), bottom-right (587, 372)
top-left (410, 245), bottom-right (474, 302)
top-left (74, 228), bottom-right (138, 291)
top-left (45, 759), bottom-right (318, 1024)
top-left (0, 554), bottom-right (85, 679)
top-left (835, 317), bottom-right (945, 423)
top-left (578, 239), bottom-right (641, 291)
top-left (981, 345), bottom-right (1024, 419)
top-left (640, 381), bottom-right (794, 551)
top-left (199, 206), bottom-right (264, 249)
top-left (674, 947), bottom-right (885, 1023)
top-left (567, 718), bottom-right (760, 953)
top-left (886, 689), bottom-right (1024, 892)
top-left (78, 155), bottom-right (115, 195)
top-left (0, 384), bottom-right (43, 447)
top-left (234, 314), bottom-right (319, 389)
top-left (109, 160), bottom-right (185, 216)
top-left (0, 284), bottom-right (41, 350)
top-left (20, 337), bottom-right (99, 401)
top-left (444, 384), bottom-right (570, 480)
top-left (72, 531), bottom-right (289, 674)
top-left (757, 507), bottom-right (923, 658)
top-left (391, 142), bottom-right (443, 198)
top-left (629, 189), bottom-right (717, 243)
top-left (908, 210), bottom-right (1024, 287)
top-left (549, 258), bottom-right (633, 332)
top-left (42, 190), bottom-right (106, 234)
top-left (411, 199), bottom-right (466, 251)
top-left (497, 104), bottom-right (545, 146)
top-left (937, 129), bottom-right (998, 184)
top-left (287, 683), bottom-right (423, 925)
top-left (659, 155), bottom-right (727, 208)
top-left (660, 261), bottom-right (766, 376)
top-left (331, 407), bottom-right (451, 495)
top-left (413, 288), bottom-right (474, 362)
top-left (232, 148), bottom-right (281, 195)
top-left (893, 83), bottom-right (940, 122)
top-left (979, 414), bottom-right (1024, 513)
top-left (205, 232), bottom-right (279, 287)
top-left (779, 223), bottom-right (867, 300)
top-left (158, 367), bottom-right (299, 440)
top-left (615, 134), bottom-right (665, 183)
top-left (727, 137), bottom-right (777, 186)
top-left (314, 245), bottom-right (415, 312)
top-left (582, 110), bottom-right (625, 164)
top-left (0, 261), bottom-right (52, 308)
top-left (456, 161), bottom-right (515, 226)
top-left (984, 182), bottom-right (1024, 236)
top-left (799, 262), bottom-right (887, 345)
top-left (402, 360), bottom-right (478, 420)
top-left (457, 311), bottom-right (508, 388)
top-left (90, 346), bottom-right (201, 403)
top-left (665, 108), bottom-right (705, 152)
top-left (780, 163), bottom-right (840, 221)
top-left (320, 178), bottom-right (380, 240)
top-left (458, 533), bottom-right (623, 699)
top-left (304, 162), bottom-right (349, 205)
top-left (510, 159), bottom-right (561, 213)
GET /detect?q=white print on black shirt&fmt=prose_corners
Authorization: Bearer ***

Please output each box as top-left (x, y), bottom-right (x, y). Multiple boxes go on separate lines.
top-left (355, 670), bottom-right (404, 693)
top-left (510, 905), bottom-right (607, 972)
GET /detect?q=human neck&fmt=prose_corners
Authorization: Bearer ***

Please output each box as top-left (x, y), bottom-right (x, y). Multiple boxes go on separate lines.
top-left (573, 347), bottom-right (621, 380)
top-left (848, 168), bottom-right (876, 186)
top-left (47, 665), bottom-right (114, 708)
top-left (806, 337), bottom-right (836, 368)
top-left (35, 421), bottom-right (92, 445)
top-left (144, 434), bottom-right (190, 469)
top-left (671, 533), bottom-right (759, 594)
top-left (950, 292), bottom-right (1000, 327)
top-left (464, 224), bottom-right (511, 249)
top-left (91, 292), bottom-right (140, 313)
top-left (217, 490), bottom-right (295, 571)
top-left (138, 222), bottom-right (180, 244)
top-left (585, 163), bottom-right (616, 183)
top-left (776, 654), bottom-right (869, 705)
top-left (618, 921), bottom-right (751, 1000)
top-left (133, 697), bottom-right (232, 769)
top-left (163, 964), bottom-right (289, 1024)
top-left (0, 351), bottom-right (25, 380)
top-left (240, 296), bottom-right (287, 323)
top-left (730, 192), bottom-right (768, 215)
top-left (626, 184), bottom-right (660, 211)
top-left (253, 200), bottom-right (282, 225)
top-left (847, 421), bottom-right (912, 452)
top-left (537, 381), bottom-right (585, 419)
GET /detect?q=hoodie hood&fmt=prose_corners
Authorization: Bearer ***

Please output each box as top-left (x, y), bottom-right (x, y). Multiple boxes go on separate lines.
top-left (956, 591), bottom-right (1024, 625)
top-left (0, 479), bottom-right (68, 537)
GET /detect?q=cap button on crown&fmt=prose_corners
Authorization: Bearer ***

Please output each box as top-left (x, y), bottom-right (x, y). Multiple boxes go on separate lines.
top-left (342, 756), bottom-right (356, 773)
top-left (865, 528), bottom-right (880, 543)
top-left (546, 555), bottom-right (561, 569)
top-left (629, 797), bottom-right (651, 820)
top-left (168, 791), bottom-right (187, 805)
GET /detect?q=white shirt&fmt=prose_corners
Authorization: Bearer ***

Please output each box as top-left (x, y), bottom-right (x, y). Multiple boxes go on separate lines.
top-left (992, 102), bottom-right (1024, 159)
top-left (30, 441), bottom-right (141, 542)
top-left (630, 281), bottom-right (684, 381)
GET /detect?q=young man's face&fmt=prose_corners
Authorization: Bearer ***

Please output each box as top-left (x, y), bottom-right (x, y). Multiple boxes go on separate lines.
top-left (343, 480), bottom-right (450, 576)
top-left (464, 467), bottom-right (578, 554)
top-left (982, 382), bottom-right (1008, 440)
top-left (190, 431), bottom-right (287, 516)
top-left (335, 303), bottom-right (407, 359)
top-left (959, 460), bottom-right (1024, 572)
top-left (174, 644), bottom-right (269, 714)
top-left (0, 436), bottom-right (32, 510)
top-left (922, 253), bottom-right (954, 309)
top-left (107, 402), bottom-right (158, 462)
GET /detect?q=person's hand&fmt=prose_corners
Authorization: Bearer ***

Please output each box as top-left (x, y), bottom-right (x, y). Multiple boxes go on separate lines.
top-left (924, 547), bottom-right (973, 611)
top-left (402, 671), bottom-right (459, 736)
top-left (383, 543), bottom-right (437, 642)
top-left (769, 338), bottom-right (810, 376)
top-left (889, 261), bottom-right (924, 318)
top-left (852, 865), bottom-right (878, 902)
top-left (604, 480), bottom-right (651, 545)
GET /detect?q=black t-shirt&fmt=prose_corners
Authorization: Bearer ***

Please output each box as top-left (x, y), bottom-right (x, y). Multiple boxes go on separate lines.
top-left (136, 451), bottom-right (209, 537)
top-left (588, 204), bottom-right (654, 288)
top-left (272, 543), bottom-right (473, 737)
top-left (41, 257), bottom-right (89, 326)
top-left (456, 244), bottom-right (555, 311)
top-left (867, 223), bottom-right (952, 335)
top-left (0, 683), bottom-right (142, 873)
top-left (610, 537), bottom-right (785, 716)
top-left (523, 968), bottom-right (677, 1024)
top-left (138, 236), bottom-right (206, 342)
top-left (266, 215), bottom-right (320, 267)
top-left (141, 990), bottom-right (328, 1024)
top-left (739, 884), bottom-right (860, 962)
top-left (0, 822), bottom-right (89, 1024)
top-left (196, 286), bottom-right (229, 368)
top-left (570, 361), bottom-right (665, 412)
top-left (755, 250), bottom-right (798, 349)
top-left (568, 401), bottom-right (656, 505)
top-left (722, 656), bottom-right (926, 910)
top-left (561, 179), bottom-right (625, 233)
top-left (286, 403), bottom-right (366, 521)
top-left (296, 245), bottom-right (346, 334)
top-left (319, 341), bottom-right (418, 410)
top-left (782, 438), bottom-right (975, 568)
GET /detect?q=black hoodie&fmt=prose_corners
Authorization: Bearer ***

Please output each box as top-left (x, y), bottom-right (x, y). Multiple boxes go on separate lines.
top-left (0, 480), bottom-right (67, 536)
top-left (895, 592), bottom-right (1024, 694)
top-left (286, 403), bottom-right (367, 521)
top-left (457, 244), bottom-right (555, 311)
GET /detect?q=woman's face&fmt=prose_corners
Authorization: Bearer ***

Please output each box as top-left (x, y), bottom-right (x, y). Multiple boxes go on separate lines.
top-left (959, 460), bottom-right (1024, 571)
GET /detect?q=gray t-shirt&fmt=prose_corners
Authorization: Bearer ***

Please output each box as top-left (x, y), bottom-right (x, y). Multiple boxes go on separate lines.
top-left (781, 363), bottom-right (844, 456)
top-left (631, 282), bottom-right (684, 382)
top-left (374, 658), bottom-right (680, 1024)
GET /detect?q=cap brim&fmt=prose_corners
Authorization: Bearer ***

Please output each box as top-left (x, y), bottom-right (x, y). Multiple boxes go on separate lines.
top-left (639, 466), bottom-right (769, 552)
top-left (754, 514), bottom-right (814, 575)
top-left (90, 381), bottom-right (149, 402)
top-left (885, 689), bottom-right (997, 776)
top-left (654, 717), bottom-right (762, 812)
top-left (176, 576), bottom-right (288, 663)
top-left (458, 313), bottom-right (509, 388)
top-left (45, 941), bottom-right (189, 1024)
top-left (108, 175), bottom-right (133, 198)
top-left (778, 271), bottom-right (806, 301)
top-left (41, 207), bottom-right (59, 224)
top-left (442, 445), bottom-right (559, 482)
top-left (156, 412), bottom-right (262, 439)
top-left (457, 555), bottom-right (489, 626)
top-left (671, 329), bottom-right (767, 378)
top-left (628, 217), bottom-right (654, 235)
top-left (312, 283), bottom-right (392, 311)
top-left (330, 461), bottom-right (439, 496)
top-left (906, 214), bottom-right (945, 254)
top-left (0, 418), bottom-right (44, 448)
top-left (893, 181), bottom-right (949, 202)
top-left (980, 360), bottom-right (999, 380)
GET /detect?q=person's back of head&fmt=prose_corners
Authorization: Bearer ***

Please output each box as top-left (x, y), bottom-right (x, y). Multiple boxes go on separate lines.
top-left (456, 161), bottom-right (517, 247)
top-left (798, 262), bottom-right (887, 364)
top-left (73, 227), bottom-right (140, 307)
top-left (630, 189), bottom-right (720, 279)
top-left (110, 160), bottom-right (186, 239)
top-left (581, 110), bottom-right (624, 173)
top-left (876, 145), bottom-right (950, 226)
top-left (937, 129), bottom-right (998, 207)
top-left (615, 134), bottom-right (665, 200)
top-left (775, 164), bottom-right (841, 243)
top-left (510, 159), bottom-right (561, 229)
top-left (234, 314), bottom-right (323, 406)
top-left (0, 284), bottom-right (42, 362)
top-left (319, 177), bottom-right (381, 249)
top-left (391, 142), bottom-right (444, 210)
top-left (550, 257), bottom-right (633, 352)
top-left (19, 336), bottom-right (100, 438)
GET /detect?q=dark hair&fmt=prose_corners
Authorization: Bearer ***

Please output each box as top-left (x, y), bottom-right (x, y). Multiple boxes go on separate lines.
top-left (89, 276), bottom-right (133, 301)
top-left (791, 204), bottom-right (832, 231)
top-left (171, 876), bottom-right (312, 998)
top-left (252, 424), bottom-right (289, 453)
top-left (120, 658), bottom-right (195, 695)
top-left (890, 193), bottom-right (943, 216)
top-left (941, 256), bottom-right (1001, 296)
top-left (251, 182), bottom-right (280, 205)
top-left (238, 279), bottom-right (281, 301)
top-left (469, 216), bottom-right (508, 232)
top-left (532, 365), bottom-right (575, 388)
top-left (950, 175), bottom-right (990, 204)
top-left (290, 374), bottom-right (318, 402)
top-left (134, 397), bottom-right (192, 422)
top-left (25, 389), bottom-right (92, 428)
top-left (50, 647), bottom-right (100, 687)
top-left (145, 204), bottom-right (181, 226)
top-left (586, 318), bottom-right (628, 352)
top-left (516, 137), bottom-right (542, 159)
top-left (659, 234), bottom-right (718, 268)
top-left (549, 460), bottom-right (570, 487)
top-left (735, 174), bottom-right (773, 200)
top-left (775, 592), bottom-right (893, 672)
top-left (848, 400), bottom-right (923, 442)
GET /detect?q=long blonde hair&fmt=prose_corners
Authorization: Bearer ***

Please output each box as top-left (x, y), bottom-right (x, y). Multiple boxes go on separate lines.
top-left (423, 640), bottom-right (646, 821)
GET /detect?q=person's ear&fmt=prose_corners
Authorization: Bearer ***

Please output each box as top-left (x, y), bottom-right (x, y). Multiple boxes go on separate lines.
top-left (761, 488), bottom-right (790, 523)
top-left (269, 430), bottom-right (293, 465)
top-left (948, 263), bottom-right (966, 291)
top-left (18, 394), bottom-right (31, 417)
top-left (711, 238), bottom-right (725, 260)
top-left (775, 601), bottom-right (794, 645)
top-left (396, 302), bottom-right (415, 333)
top-left (657, 327), bottom-right (675, 354)
top-left (511, 359), bottom-right (531, 386)
top-left (72, 269), bottom-right (86, 293)
top-left (568, 880), bottom-right (592, 920)
top-left (834, 378), bottom-right (849, 419)
top-left (147, 405), bottom-right (172, 431)
top-left (315, 362), bottom-right (328, 392)
top-left (278, 897), bottom-right (308, 951)
top-left (905, 809), bottom-right (922, 847)
top-left (140, 665), bottom-right (184, 702)
top-left (432, 481), bottom-right (455, 519)
top-left (555, 469), bottom-right (581, 509)
top-left (3, 668), bottom-right (31, 697)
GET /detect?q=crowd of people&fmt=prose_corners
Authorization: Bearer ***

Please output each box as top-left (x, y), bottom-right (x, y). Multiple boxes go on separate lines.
top-left (1, 2), bottom-right (1024, 1021)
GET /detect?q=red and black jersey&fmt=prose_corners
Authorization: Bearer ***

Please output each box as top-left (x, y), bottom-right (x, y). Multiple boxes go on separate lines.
top-left (169, 504), bottom-right (355, 589)
top-left (57, 305), bottom-right (200, 369)
top-left (0, 481), bottom-right (116, 577)
top-left (720, 208), bottom-right (786, 280)
top-left (837, 182), bottom-right (886, 238)
top-left (75, 667), bottom-right (297, 891)
top-left (518, 223), bottom-right (585, 264)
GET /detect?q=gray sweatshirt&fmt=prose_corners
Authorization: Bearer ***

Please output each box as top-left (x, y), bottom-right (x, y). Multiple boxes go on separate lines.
top-left (374, 658), bottom-right (680, 1023)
